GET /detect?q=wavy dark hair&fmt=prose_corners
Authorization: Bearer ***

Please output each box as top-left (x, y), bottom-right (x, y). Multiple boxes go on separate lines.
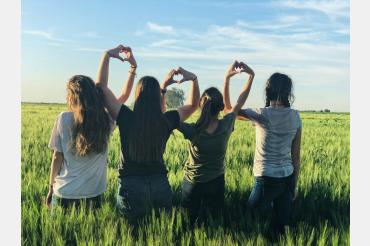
top-left (265, 72), bottom-right (294, 107)
top-left (128, 76), bottom-right (171, 163)
top-left (192, 87), bottom-right (224, 143)
top-left (67, 75), bottom-right (111, 156)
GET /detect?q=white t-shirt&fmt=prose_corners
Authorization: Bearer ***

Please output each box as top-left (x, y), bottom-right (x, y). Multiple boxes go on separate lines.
top-left (48, 111), bottom-right (115, 199)
top-left (241, 107), bottom-right (302, 178)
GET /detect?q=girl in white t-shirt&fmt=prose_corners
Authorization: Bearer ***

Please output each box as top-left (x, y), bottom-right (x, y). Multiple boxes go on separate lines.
top-left (45, 46), bottom-right (137, 209)
top-left (224, 72), bottom-right (302, 235)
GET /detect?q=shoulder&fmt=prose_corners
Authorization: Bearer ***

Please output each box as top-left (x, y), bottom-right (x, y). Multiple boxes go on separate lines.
top-left (178, 122), bottom-right (197, 139)
top-left (222, 112), bottom-right (236, 123)
top-left (290, 109), bottom-right (302, 127)
top-left (165, 110), bottom-right (180, 126)
top-left (116, 104), bottom-right (133, 124)
top-left (59, 111), bottom-right (72, 118)
top-left (57, 111), bottom-right (73, 125)
top-left (242, 107), bottom-right (264, 114)
top-left (165, 110), bottom-right (180, 118)
top-left (178, 122), bottom-right (196, 131)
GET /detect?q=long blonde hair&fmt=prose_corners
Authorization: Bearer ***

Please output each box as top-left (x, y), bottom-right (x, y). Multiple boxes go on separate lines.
top-left (67, 75), bottom-right (111, 156)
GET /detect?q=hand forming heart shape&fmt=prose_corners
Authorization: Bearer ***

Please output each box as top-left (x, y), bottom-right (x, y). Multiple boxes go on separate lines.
top-left (107, 45), bottom-right (137, 67)
top-left (226, 60), bottom-right (254, 78)
top-left (165, 67), bottom-right (197, 86)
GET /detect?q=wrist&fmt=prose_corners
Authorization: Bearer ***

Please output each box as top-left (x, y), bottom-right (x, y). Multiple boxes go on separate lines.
top-left (225, 74), bottom-right (233, 80)
top-left (105, 51), bottom-right (112, 58)
top-left (161, 81), bottom-right (169, 89)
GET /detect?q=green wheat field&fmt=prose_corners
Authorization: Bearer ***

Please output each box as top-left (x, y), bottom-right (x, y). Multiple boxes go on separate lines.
top-left (21, 103), bottom-right (350, 245)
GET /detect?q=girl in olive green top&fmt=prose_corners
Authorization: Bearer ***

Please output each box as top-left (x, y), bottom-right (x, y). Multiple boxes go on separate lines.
top-left (178, 60), bottom-right (255, 224)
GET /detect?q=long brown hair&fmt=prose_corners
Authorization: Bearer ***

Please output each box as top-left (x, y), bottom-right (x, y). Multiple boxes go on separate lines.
top-left (128, 76), bottom-right (170, 163)
top-left (67, 75), bottom-right (111, 156)
top-left (192, 87), bottom-right (224, 143)
top-left (265, 73), bottom-right (294, 107)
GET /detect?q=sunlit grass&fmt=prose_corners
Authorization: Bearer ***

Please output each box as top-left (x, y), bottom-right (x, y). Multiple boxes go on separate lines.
top-left (21, 103), bottom-right (349, 245)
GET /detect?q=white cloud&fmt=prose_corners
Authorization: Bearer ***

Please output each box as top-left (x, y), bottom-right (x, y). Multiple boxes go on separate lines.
top-left (149, 39), bottom-right (178, 47)
top-left (75, 48), bottom-right (104, 52)
top-left (80, 31), bottom-right (102, 38)
top-left (133, 18), bottom-right (348, 95)
top-left (147, 22), bottom-right (174, 34)
top-left (278, 0), bottom-right (349, 18)
top-left (22, 29), bottom-right (71, 43)
top-left (46, 42), bottom-right (61, 47)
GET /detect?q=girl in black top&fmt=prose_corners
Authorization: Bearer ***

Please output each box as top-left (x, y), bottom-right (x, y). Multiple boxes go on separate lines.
top-left (96, 45), bottom-right (200, 222)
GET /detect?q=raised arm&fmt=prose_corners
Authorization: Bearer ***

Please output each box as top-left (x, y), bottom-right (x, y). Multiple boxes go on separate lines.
top-left (175, 67), bottom-right (200, 122)
top-left (160, 69), bottom-right (177, 113)
top-left (45, 151), bottom-right (63, 208)
top-left (291, 127), bottom-right (302, 200)
top-left (223, 61), bottom-right (238, 114)
top-left (117, 47), bottom-right (137, 104)
top-left (96, 45), bottom-right (137, 120)
top-left (223, 61), bottom-right (255, 115)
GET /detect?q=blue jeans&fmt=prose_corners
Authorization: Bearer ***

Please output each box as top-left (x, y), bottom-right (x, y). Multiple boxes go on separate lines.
top-left (116, 174), bottom-right (172, 222)
top-left (181, 174), bottom-right (225, 224)
top-left (51, 195), bottom-right (102, 210)
top-left (247, 174), bottom-right (295, 231)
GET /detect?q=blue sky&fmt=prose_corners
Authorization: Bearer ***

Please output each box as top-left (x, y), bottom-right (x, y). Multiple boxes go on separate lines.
top-left (21, 0), bottom-right (349, 112)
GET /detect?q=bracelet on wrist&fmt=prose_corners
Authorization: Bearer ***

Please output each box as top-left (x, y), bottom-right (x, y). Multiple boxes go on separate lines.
top-left (129, 70), bottom-right (137, 77)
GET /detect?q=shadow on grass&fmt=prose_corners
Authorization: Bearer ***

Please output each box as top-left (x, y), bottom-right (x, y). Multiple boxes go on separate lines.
top-left (98, 180), bottom-right (349, 243)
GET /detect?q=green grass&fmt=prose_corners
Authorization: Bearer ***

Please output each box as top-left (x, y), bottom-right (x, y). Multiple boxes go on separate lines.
top-left (21, 103), bottom-right (350, 245)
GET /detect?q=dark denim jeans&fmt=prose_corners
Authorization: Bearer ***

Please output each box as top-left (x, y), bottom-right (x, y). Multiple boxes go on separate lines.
top-left (247, 174), bottom-right (295, 231)
top-left (51, 195), bottom-right (102, 210)
top-left (181, 174), bottom-right (225, 225)
top-left (116, 174), bottom-right (173, 223)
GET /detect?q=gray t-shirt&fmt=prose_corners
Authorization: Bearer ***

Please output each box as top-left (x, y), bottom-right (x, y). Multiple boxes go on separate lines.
top-left (48, 111), bottom-right (115, 199)
top-left (241, 107), bottom-right (302, 178)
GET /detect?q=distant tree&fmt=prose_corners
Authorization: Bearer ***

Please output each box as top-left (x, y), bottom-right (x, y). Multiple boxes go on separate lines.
top-left (166, 88), bottom-right (185, 109)
top-left (324, 109), bottom-right (330, 112)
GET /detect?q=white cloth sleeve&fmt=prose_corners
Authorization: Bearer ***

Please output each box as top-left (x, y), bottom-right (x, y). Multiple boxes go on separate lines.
top-left (48, 114), bottom-right (63, 152)
top-left (241, 108), bottom-right (267, 125)
top-left (296, 110), bottom-right (302, 129)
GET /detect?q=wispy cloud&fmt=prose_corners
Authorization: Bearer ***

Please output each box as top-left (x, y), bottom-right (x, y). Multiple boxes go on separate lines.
top-left (75, 48), bottom-right (104, 52)
top-left (133, 16), bottom-right (348, 89)
top-left (80, 31), bottom-right (102, 39)
top-left (149, 39), bottom-right (178, 47)
top-left (46, 42), bottom-right (62, 47)
top-left (278, 0), bottom-right (349, 18)
top-left (22, 29), bottom-right (71, 43)
top-left (147, 22), bottom-right (175, 34)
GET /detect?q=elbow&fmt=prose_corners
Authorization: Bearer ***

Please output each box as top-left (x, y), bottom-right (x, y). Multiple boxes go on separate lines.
top-left (190, 105), bottom-right (198, 113)
top-left (95, 82), bottom-right (107, 89)
top-left (53, 151), bottom-right (64, 163)
top-left (117, 95), bottom-right (128, 104)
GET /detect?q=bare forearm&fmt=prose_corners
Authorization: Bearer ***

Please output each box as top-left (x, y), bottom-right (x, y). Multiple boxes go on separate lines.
top-left (160, 82), bottom-right (170, 112)
top-left (48, 152), bottom-right (63, 186)
top-left (291, 128), bottom-right (302, 186)
top-left (96, 52), bottom-right (110, 88)
top-left (236, 75), bottom-right (254, 106)
top-left (185, 79), bottom-right (200, 107)
top-left (117, 68), bottom-right (136, 104)
top-left (292, 158), bottom-right (300, 184)
top-left (223, 77), bottom-right (232, 111)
